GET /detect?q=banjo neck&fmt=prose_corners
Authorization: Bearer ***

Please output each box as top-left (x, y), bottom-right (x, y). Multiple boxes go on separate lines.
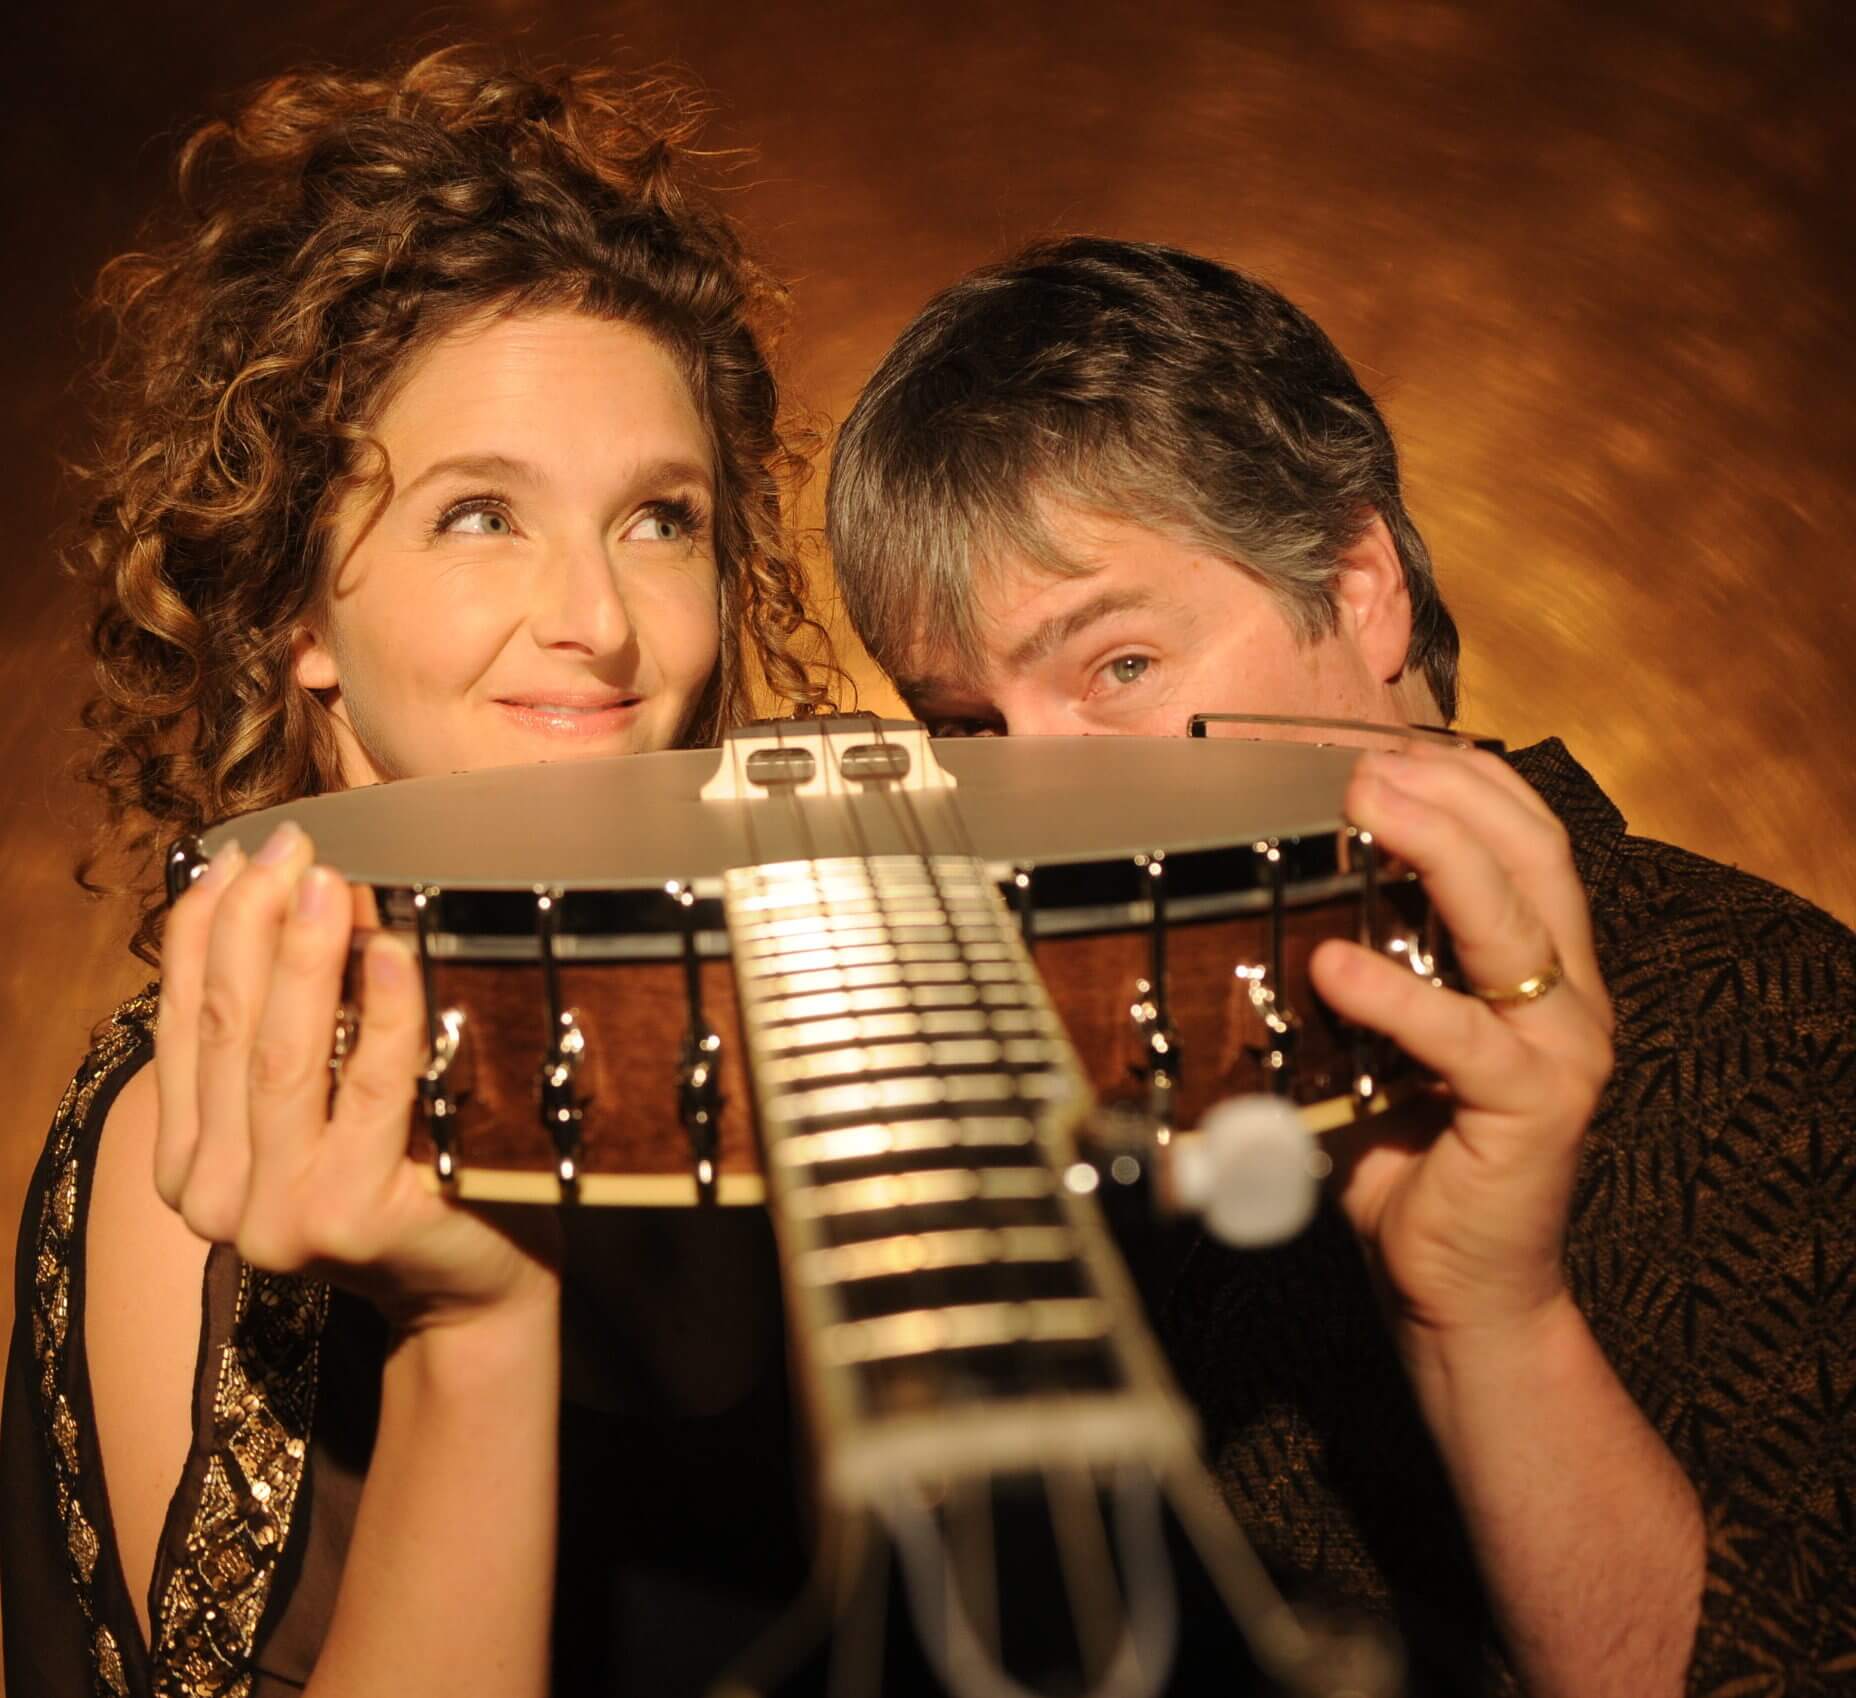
top-left (714, 717), bottom-right (1200, 1510)
top-left (175, 714), bottom-right (1415, 1693)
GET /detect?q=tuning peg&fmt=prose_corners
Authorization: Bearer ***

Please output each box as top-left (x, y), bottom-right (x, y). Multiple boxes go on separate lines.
top-left (1170, 1094), bottom-right (1321, 1248)
top-left (164, 836), bottom-right (210, 905)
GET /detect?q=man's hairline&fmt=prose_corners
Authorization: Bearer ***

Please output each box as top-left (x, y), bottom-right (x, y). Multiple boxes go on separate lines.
top-left (878, 495), bottom-right (1342, 704)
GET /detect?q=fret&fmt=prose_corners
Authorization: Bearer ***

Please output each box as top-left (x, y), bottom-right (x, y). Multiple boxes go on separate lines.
top-left (779, 1070), bottom-right (1074, 1126)
top-left (772, 1118), bottom-right (1035, 1169)
top-left (754, 1005), bottom-right (1052, 1056)
top-left (754, 958), bottom-right (1023, 998)
top-left (734, 908), bottom-right (979, 943)
top-left (795, 1226), bottom-right (1078, 1286)
top-left (760, 1011), bottom-right (935, 1051)
top-left (770, 1040), bottom-right (940, 1083)
top-left (759, 1036), bottom-right (1066, 1091)
top-left (739, 939), bottom-right (1016, 979)
top-left (755, 981), bottom-right (1031, 1025)
top-left (784, 1166), bottom-right (1057, 1220)
top-left (733, 894), bottom-right (999, 924)
top-left (736, 919), bottom-right (997, 954)
top-left (732, 867), bottom-right (987, 904)
top-left (736, 908), bottom-right (1000, 941)
top-left (819, 1298), bottom-right (1111, 1366)
top-left (741, 924), bottom-right (967, 956)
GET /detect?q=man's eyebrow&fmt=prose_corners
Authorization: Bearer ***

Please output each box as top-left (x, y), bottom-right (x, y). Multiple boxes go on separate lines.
top-left (1004, 587), bottom-right (1159, 672)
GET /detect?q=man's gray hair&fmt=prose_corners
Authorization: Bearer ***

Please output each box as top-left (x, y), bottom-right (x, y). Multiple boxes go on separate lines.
top-left (826, 236), bottom-right (1460, 721)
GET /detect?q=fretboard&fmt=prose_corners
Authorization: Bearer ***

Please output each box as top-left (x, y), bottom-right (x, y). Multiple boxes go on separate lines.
top-left (724, 852), bottom-right (1197, 1508)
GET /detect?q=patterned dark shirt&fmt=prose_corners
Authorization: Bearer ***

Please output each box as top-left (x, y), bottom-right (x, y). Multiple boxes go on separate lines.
top-left (1163, 738), bottom-right (1856, 1695)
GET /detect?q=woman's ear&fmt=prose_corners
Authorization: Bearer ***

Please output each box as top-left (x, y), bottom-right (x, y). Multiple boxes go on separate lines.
top-left (1330, 513), bottom-right (1413, 686)
top-left (292, 625), bottom-right (339, 692)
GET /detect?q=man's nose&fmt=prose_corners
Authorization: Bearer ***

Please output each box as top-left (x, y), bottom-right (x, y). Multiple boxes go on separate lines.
top-left (996, 690), bottom-right (1088, 738)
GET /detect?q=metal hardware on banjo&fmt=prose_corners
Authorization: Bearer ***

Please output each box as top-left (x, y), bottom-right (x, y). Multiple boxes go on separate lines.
top-left (169, 718), bottom-right (1430, 1698)
top-left (172, 722), bottom-right (1442, 1211)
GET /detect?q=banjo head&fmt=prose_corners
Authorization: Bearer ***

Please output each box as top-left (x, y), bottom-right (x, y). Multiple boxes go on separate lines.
top-left (192, 727), bottom-right (1431, 1207)
top-left (203, 734), bottom-right (1367, 888)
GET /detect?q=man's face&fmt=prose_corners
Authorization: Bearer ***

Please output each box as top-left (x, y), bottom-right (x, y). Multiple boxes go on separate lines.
top-left (896, 502), bottom-right (1431, 737)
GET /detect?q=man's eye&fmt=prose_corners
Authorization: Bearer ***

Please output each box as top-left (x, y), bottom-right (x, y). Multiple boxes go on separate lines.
top-left (1106, 655), bottom-right (1150, 686)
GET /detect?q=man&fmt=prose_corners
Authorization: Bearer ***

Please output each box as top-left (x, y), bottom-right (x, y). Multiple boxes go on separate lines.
top-left (824, 237), bottom-right (1855, 1696)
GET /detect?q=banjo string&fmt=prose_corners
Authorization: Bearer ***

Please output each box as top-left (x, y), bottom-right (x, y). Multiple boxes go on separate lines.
top-left (852, 721), bottom-right (1182, 1694)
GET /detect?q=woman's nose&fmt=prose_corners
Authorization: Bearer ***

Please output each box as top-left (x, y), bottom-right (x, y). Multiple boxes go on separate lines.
top-left (529, 537), bottom-right (634, 659)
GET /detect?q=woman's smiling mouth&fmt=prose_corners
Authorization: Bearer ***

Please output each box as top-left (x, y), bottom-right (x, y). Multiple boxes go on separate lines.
top-left (494, 692), bottom-right (644, 736)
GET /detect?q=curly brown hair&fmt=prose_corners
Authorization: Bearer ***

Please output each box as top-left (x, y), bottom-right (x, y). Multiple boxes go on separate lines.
top-left (73, 46), bottom-right (834, 964)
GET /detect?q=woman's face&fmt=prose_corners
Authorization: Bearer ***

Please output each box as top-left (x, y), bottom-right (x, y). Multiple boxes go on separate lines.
top-left (297, 309), bottom-right (723, 785)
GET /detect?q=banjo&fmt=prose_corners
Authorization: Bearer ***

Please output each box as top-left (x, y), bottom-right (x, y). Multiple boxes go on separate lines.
top-left (173, 715), bottom-right (1440, 1698)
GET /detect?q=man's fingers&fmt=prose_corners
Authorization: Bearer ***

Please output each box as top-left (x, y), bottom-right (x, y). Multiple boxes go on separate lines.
top-left (1313, 938), bottom-right (1607, 1110)
top-left (1397, 739), bottom-right (1559, 826)
top-left (181, 826), bottom-right (315, 1241)
top-left (1354, 748), bottom-right (1608, 1021)
top-left (1349, 766), bottom-right (1567, 1013)
top-left (153, 844), bottom-right (243, 1205)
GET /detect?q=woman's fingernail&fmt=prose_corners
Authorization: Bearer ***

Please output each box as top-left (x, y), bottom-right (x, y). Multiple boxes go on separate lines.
top-left (197, 842), bottom-right (244, 889)
top-left (255, 821), bottom-right (305, 865)
top-left (293, 866), bottom-right (332, 920)
top-left (366, 936), bottom-right (411, 991)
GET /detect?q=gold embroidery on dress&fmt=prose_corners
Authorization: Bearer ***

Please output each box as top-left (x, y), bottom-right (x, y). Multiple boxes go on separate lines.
top-left (150, 1265), bottom-right (327, 1698)
top-left (30, 986), bottom-right (330, 1698)
top-left (28, 990), bottom-right (158, 1698)
top-left (96, 1625), bottom-right (130, 1697)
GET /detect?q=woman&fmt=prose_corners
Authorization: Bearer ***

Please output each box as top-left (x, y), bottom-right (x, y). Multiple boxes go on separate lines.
top-left (2, 48), bottom-right (828, 1697)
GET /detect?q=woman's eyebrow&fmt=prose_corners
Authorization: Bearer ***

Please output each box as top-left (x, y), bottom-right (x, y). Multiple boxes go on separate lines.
top-left (399, 452), bottom-right (539, 499)
top-left (397, 453), bottom-right (714, 501)
top-left (626, 456), bottom-right (714, 494)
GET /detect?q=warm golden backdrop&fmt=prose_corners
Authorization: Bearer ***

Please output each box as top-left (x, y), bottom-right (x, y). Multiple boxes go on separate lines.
top-left (3, 1), bottom-right (1852, 1675)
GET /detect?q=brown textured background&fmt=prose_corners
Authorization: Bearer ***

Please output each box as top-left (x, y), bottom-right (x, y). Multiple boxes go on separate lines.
top-left (3, 0), bottom-right (1853, 1675)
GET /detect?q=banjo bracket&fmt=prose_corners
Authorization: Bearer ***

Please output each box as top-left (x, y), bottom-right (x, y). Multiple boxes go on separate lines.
top-left (670, 880), bottom-right (723, 1205)
top-left (412, 884), bottom-right (472, 1180)
top-left (535, 888), bottom-right (588, 1189)
top-left (1128, 852), bottom-right (1183, 1125)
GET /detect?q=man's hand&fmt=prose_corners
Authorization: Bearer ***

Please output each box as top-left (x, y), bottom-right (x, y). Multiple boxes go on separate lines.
top-left (1308, 742), bottom-right (1701, 1698)
top-left (1310, 740), bottom-right (1615, 1342)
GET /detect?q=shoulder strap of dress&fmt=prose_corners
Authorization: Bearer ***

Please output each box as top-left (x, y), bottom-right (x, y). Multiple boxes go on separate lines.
top-left (25, 984), bottom-right (333, 1698)
top-left (24, 987), bottom-right (159, 1697)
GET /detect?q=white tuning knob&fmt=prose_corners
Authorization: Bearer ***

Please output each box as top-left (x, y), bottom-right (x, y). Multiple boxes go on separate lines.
top-left (1171, 1094), bottom-right (1322, 1248)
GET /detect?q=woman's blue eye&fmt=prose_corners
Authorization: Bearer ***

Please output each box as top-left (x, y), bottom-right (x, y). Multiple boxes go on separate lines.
top-left (628, 504), bottom-right (699, 543)
top-left (1108, 655), bottom-right (1150, 685)
top-left (441, 504), bottom-right (513, 537)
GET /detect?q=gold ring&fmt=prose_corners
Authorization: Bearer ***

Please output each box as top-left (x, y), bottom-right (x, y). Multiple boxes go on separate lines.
top-left (1469, 954), bottom-right (1564, 1009)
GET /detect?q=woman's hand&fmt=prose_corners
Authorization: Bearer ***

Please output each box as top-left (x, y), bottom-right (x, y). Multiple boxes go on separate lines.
top-left (154, 820), bottom-right (558, 1331)
top-left (1311, 741), bottom-right (1615, 1346)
